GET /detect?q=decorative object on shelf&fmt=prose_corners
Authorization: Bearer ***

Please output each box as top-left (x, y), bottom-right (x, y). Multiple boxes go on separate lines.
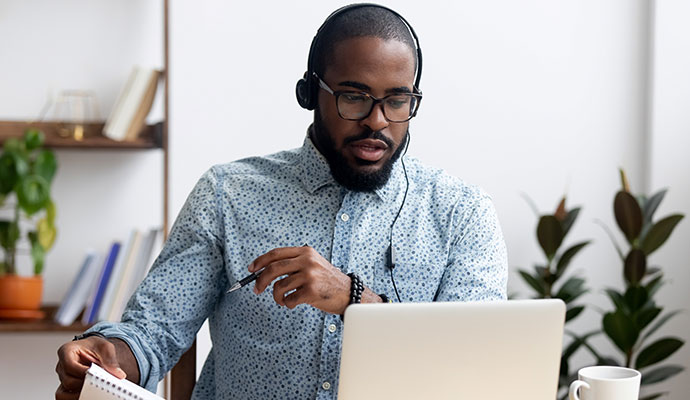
top-left (596, 169), bottom-right (685, 398)
top-left (516, 195), bottom-right (594, 399)
top-left (0, 128), bottom-right (58, 319)
top-left (53, 90), bottom-right (101, 141)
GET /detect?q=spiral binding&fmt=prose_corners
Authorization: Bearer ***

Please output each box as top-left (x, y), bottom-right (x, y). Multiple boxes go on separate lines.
top-left (89, 374), bottom-right (143, 400)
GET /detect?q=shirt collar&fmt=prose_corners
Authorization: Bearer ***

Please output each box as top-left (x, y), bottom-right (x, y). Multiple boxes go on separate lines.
top-left (298, 127), bottom-right (405, 203)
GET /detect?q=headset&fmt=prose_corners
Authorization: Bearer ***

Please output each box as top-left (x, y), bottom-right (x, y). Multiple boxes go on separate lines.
top-left (295, 3), bottom-right (423, 111)
top-left (297, 4), bottom-right (423, 302)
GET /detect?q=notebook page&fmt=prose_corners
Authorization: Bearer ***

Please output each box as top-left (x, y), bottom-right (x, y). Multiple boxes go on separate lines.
top-left (79, 363), bottom-right (165, 400)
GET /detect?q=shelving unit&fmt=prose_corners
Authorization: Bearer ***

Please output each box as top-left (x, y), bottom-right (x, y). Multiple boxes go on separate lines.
top-left (0, 1), bottom-right (197, 398)
top-left (0, 305), bottom-right (90, 333)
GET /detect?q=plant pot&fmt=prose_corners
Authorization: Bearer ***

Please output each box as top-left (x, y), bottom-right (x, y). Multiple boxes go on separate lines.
top-left (0, 275), bottom-right (44, 318)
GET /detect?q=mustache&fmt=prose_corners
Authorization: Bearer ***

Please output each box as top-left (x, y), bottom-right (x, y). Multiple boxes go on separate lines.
top-left (342, 128), bottom-right (394, 148)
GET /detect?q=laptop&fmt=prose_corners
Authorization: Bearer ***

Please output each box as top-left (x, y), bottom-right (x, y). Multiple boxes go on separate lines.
top-left (337, 299), bottom-right (565, 400)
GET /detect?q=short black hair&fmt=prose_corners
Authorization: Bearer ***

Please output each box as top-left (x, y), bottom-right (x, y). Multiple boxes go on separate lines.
top-left (312, 5), bottom-right (417, 79)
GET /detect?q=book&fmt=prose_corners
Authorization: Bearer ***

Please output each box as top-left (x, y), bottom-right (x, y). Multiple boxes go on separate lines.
top-left (79, 363), bottom-right (164, 400)
top-left (54, 250), bottom-right (100, 326)
top-left (103, 67), bottom-right (160, 141)
top-left (106, 231), bottom-right (143, 322)
top-left (107, 228), bottom-right (161, 322)
top-left (82, 242), bottom-right (121, 325)
top-left (97, 230), bottom-right (139, 322)
top-left (129, 228), bottom-right (160, 294)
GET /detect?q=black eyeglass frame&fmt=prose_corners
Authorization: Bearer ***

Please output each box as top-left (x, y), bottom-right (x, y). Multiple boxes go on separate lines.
top-left (315, 74), bottom-right (422, 123)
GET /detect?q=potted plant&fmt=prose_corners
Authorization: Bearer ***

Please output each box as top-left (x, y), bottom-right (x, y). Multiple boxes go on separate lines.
top-left (0, 128), bottom-right (57, 317)
top-left (597, 169), bottom-right (685, 399)
top-left (517, 195), bottom-right (595, 399)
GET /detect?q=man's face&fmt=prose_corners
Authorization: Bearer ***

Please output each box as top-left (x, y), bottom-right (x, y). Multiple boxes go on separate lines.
top-left (312, 36), bottom-right (416, 192)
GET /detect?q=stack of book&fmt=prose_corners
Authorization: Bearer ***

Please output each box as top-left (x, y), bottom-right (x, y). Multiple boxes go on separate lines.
top-left (54, 228), bottom-right (162, 326)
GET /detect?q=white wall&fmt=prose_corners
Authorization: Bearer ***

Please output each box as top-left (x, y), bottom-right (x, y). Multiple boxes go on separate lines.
top-left (1, 0), bottom-right (688, 398)
top-left (170, 0), bottom-right (688, 398)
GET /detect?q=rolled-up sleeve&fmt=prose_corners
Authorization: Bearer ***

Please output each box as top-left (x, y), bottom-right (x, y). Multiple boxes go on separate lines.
top-left (87, 167), bottom-right (228, 392)
top-left (435, 192), bottom-right (508, 302)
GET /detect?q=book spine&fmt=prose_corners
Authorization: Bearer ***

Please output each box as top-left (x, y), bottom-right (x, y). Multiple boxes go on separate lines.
top-left (84, 242), bottom-right (121, 324)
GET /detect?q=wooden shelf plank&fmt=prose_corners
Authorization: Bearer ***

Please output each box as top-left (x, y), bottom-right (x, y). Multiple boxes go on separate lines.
top-left (0, 120), bottom-right (163, 150)
top-left (0, 305), bottom-right (92, 332)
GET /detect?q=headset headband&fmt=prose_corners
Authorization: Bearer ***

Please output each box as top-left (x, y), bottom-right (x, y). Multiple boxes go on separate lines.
top-left (296, 3), bottom-right (423, 110)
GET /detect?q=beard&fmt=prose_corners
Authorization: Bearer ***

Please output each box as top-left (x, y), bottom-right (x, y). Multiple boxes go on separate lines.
top-left (311, 112), bottom-right (408, 192)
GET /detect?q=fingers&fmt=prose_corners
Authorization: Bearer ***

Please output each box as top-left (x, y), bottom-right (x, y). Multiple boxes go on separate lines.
top-left (272, 273), bottom-right (306, 306)
top-left (253, 255), bottom-right (305, 294)
top-left (55, 337), bottom-right (125, 398)
top-left (248, 246), bottom-right (307, 273)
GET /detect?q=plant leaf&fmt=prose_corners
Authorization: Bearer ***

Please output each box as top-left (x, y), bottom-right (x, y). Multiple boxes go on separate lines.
top-left (0, 153), bottom-right (21, 194)
top-left (603, 310), bottom-right (639, 353)
top-left (645, 275), bottom-right (665, 298)
top-left (555, 241), bottom-right (590, 277)
top-left (518, 269), bottom-right (545, 297)
top-left (46, 198), bottom-right (57, 224)
top-left (623, 285), bottom-right (649, 312)
top-left (605, 288), bottom-right (628, 313)
top-left (635, 306), bottom-right (661, 332)
top-left (556, 277), bottom-right (587, 303)
top-left (537, 215), bottom-right (563, 260)
top-left (28, 231), bottom-right (45, 275)
top-left (635, 338), bottom-right (684, 369)
top-left (624, 249), bottom-right (647, 285)
top-left (33, 149), bottom-right (57, 183)
top-left (641, 215), bottom-right (684, 255)
top-left (640, 365), bottom-right (684, 385)
top-left (643, 189), bottom-right (667, 224)
top-left (639, 393), bottom-right (668, 400)
top-left (37, 217), bottom-right (56, 250)
top-left (561, 207), bottom-right (581, 239)
top-left (565, 305), bottom-right (585, 322)
top-left (614, 191), bottom-right (643, 243)
top-left (16, 174), bottom-right (50, 215)
top-left (642, 310), bottom-right (683, 342)
top-left (23, 128), bottom-right (45, 150)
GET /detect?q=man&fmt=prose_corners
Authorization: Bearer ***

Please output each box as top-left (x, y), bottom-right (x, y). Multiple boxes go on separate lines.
top-left (55, 5), bottom-right (507, 399)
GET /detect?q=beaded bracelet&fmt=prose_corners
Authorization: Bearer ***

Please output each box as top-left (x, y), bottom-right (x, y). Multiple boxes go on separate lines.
top-left (347, 272), bottom-right (364, 305)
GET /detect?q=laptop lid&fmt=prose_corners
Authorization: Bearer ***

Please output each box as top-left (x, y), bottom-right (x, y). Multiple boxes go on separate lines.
top-left (337, 299), bottom-right (565, 400)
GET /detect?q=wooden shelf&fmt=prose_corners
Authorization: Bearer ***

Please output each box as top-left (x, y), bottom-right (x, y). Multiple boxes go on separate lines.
top-left (0, 305), bottom-right (91, 333)
top-left (0, 120), bottom-right (163, 150)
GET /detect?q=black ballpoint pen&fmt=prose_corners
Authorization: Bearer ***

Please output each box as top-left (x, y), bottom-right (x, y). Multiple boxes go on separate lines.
top-left (226, 268), bottom-right (264, 294)
top-left (227, 244), bottom-right (308, 294)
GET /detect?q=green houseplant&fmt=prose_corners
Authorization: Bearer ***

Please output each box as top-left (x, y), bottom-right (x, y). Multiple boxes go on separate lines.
top-left (517, 195), bottom-right (593, 398)
top-left (597, 170), bottom-right (685, 399)
top-left (0, 128), bottom-right (57, 312)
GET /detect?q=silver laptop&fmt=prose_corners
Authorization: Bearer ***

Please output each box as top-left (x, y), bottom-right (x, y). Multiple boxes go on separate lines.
top-left (337, 299), bottom-right (565, 400)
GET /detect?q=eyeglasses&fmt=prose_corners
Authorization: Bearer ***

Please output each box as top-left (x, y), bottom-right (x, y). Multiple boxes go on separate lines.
top-left (315, 74), bottom-right (422, 123)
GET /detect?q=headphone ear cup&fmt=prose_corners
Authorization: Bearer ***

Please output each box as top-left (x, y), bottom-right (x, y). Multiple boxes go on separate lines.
top-left (296, 72), bottom-right (315, 110)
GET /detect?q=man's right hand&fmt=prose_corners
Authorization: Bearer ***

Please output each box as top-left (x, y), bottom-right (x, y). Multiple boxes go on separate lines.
top-left (55, 336), bottom-right (135, 400)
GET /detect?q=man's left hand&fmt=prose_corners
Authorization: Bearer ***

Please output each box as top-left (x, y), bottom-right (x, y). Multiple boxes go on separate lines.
top-left (249, 246), bottom-right (351, 314)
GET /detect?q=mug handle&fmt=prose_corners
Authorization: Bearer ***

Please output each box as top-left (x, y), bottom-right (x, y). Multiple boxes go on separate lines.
top-left (569, 380), bottom-right (590, 400)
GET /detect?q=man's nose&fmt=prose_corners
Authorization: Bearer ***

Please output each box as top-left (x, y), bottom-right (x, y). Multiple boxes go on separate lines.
top-left (360, 103), bottom-right (389, 132)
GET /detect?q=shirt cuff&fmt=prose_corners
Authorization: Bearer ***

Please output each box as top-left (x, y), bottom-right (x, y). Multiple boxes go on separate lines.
top-left (86, 321), bottom-right (158, 392)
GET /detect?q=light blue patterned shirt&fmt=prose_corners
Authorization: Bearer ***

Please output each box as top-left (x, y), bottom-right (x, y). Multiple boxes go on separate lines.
top-left (88, 135), bottom-right (508, 399)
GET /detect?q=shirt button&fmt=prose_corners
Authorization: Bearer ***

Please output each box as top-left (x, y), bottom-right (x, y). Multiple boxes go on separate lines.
top-left (341, 213), bottom-right (350, 222)
top-left (328, 324), bottom-right (337, 333)
top-left (322, 381), bottom-right (331, 390)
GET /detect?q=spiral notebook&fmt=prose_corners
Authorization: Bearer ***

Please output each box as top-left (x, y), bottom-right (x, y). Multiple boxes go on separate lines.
top-left (79, 363), bottom-right (165, 400)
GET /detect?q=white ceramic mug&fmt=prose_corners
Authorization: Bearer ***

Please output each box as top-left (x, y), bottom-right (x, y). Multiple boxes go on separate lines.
top-left (569, 366), bottom-right (641, 400)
